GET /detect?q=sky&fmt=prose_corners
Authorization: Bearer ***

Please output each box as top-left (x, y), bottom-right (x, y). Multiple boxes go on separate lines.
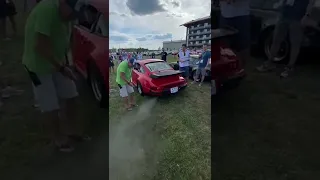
top-left (109, 0), bottom-right (211, 50)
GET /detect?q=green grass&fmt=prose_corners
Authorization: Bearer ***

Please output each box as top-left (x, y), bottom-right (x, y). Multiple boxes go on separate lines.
top-left (109, 56), bottom-right (211, 179)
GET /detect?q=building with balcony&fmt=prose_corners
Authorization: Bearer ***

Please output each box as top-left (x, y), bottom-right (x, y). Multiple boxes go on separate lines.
top-left (181, 16), bottom-right (211, 49)
top-left (163, 40), bottom-right (186, 51)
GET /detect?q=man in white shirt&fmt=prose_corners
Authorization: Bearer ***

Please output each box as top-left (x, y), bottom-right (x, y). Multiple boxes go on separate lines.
top-left (178, 44), bottom-right (190, 81)
top-left (219, 0), bottom-right (251, 67)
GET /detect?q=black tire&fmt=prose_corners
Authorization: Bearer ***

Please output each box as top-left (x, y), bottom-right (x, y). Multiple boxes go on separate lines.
top-left (137, 81), bottom-right (144, 96)
top-left (263, 30), bottom-right (290, 63)
top-left (87, 62), bottom-right (108, 108)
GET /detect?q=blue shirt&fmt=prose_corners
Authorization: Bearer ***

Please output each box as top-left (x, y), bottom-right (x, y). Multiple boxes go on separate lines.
top-left (122, 53), bottom-right (128, 60)
top-left (199, 50), bottom-right (211, 68)
top-left (281, 0), bottom-right (309, 20)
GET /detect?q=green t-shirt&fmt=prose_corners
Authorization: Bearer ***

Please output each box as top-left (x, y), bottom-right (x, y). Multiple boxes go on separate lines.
top-left (116, 61), bottom-right (132, 86)
top-left (22, 0), bottom-right (71, 75)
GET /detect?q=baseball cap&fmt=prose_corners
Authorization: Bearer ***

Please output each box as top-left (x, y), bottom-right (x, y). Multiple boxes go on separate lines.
top-left (128, 58), bottom-right (135, 65)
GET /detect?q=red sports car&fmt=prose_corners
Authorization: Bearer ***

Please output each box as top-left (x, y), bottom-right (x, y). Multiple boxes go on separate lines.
top-left (132, 59), bottom-right (187, 96)
top-left (70, 0), bottom-right (108, 107)
top-left (212, 28), bottom-right (246, 95)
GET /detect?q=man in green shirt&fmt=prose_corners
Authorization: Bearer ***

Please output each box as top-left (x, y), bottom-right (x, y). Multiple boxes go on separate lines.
top-left (22, 0), bottom-right (88, 152)
top-left (116, 58), bottom-right (137, 111)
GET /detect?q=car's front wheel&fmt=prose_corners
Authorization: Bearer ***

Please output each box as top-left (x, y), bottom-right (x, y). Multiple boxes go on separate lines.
top-left (263, 31), bottom-right (290, 63)
top-left (88, 62), bottom-right (108, 108)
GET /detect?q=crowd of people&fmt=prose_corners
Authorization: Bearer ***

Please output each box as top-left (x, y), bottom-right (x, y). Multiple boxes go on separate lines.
top-left (219, 0), bottom-right (317, 78)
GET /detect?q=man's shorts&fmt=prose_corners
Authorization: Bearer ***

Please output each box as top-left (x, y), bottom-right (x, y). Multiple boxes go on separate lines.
top-left (119, 84), bottom-right (134, 97)
top-left (219, 15), bottom-right (251, 51)
top-left (28, 71), bottom-right (78, 112)
top-left (179, 66), bottom-right (189, 78)
top-left (196, 67), bottom-right (206, 77)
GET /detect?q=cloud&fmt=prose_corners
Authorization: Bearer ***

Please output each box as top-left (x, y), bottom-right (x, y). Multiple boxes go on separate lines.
top-left (110, 11), bottom-right (128, 17)
top-left (109, 0), bottom-right (210, 49)
top-left (110, 35), bottom-right (129, 42)
top-left (126, 0), bottom-right (166, 15)
top-left (171, 0), bottom-right (180, 7)
top-left (136, 37), bottom-right (147, 41)
top-left (153, 33), bottom-right (172, 40)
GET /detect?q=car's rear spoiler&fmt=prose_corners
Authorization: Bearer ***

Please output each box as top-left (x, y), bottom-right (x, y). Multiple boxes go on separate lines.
top-left (150, 70), bottom-right (182, 78)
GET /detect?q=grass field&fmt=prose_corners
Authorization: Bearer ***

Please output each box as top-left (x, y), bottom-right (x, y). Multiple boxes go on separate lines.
top-left (0, 2), bottom-right (211, 179)
top-left (109, 55), bottom-right (211, 179)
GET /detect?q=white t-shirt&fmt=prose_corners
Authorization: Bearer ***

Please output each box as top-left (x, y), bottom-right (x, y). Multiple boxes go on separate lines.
top-left (220, 0), bottom-right (250, 18)
top-left (178, 50), bottom-right (190, 67)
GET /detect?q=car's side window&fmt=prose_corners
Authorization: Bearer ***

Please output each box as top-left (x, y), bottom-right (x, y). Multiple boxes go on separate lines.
top-left (93, 14), bottom-right (108, 37)
top-left (140, 66), bottom-right (145, 74)
top-left (76, 5), bottom-right (99, 31)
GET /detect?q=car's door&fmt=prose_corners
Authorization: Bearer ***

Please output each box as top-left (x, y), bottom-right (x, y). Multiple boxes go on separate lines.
top-left (72, 5), bottom-right (99, 73)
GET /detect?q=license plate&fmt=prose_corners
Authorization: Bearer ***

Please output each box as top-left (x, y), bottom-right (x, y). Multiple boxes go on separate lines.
top-left (170, 87), bottom-right (178, 93)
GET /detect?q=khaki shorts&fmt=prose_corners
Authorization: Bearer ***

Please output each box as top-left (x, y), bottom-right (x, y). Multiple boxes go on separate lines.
top-left (31, 72), bottom-right (78, 112)
top-left (119, 84), bottom-right (134, 97)
top-left (196, 68), bottom-right (206, 76)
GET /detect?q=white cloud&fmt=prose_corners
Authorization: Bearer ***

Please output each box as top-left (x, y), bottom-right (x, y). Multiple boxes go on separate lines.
top-left (109, 0), bottom-right (210, 50)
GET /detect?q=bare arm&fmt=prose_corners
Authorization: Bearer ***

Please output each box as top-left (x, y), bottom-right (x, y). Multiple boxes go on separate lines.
top-left (35, 33), bottom-right (62, 70)
top-left (120, 72), bottom-right (130, 84)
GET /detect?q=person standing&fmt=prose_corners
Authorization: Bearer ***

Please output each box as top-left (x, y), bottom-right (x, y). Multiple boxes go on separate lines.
top-left (192, 44), bottom-right (211, 86)
top-left (0, 0), bottom-right (17, 40)
top-left (161, 49), bottom-right (168, 62)
top-left (121, 51), bottom-right (128, 61)
top-left (178, 44), bottom-right (191, 81)
top-left (22, 0), bottom-right (90, 152)
top-left (116, 58), bottom-right (137, 111)
top-left (256, 0), bottom-right (316, 78)
top-left (109, 55), bottom-right (115, 73)
top-left (151, 52), bottom-right (155, 59)
top-left (219, 0), bottom-right (250, 68)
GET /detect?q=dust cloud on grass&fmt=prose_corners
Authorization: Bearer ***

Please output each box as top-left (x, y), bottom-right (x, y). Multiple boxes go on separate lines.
top-left (90, 98), bottom-right (161, 180)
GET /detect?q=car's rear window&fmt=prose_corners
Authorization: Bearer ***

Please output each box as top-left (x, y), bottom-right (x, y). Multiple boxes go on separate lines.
top-left (145, 62), bottom-right (172, 72)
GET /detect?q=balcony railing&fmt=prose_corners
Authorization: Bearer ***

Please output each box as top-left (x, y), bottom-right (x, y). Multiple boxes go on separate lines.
top-left (189, 36), bottom-right (211, 41)
top-left (188, 31), bottom-right (211, 36)
top-left (190, 24), bottom-right (211, 30)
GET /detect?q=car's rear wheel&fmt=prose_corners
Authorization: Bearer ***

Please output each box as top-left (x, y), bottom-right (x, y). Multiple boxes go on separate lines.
top-left (88, 62), bottom-right (108, 108)
top-left (137, 82), bottom-right (144, 96)
top-left (263, 31), bottom-right (290, 63)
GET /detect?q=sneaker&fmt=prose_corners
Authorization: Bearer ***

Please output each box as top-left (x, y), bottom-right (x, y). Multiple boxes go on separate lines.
top-left (256, 61), bottom-right (276, 72)
top-left (280, 67), bottom-right (294, 78)
top-left (199, 83), bottom-right (202, 87)
top-left (191, 81), bottom-right (196, 84)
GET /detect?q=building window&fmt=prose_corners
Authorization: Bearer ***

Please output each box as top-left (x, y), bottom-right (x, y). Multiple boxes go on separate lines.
top-left (205, 22), bottom-right (208, 26)
top-left (191, 26), bottom-right (194, 28)
top-left (209, 40), bottom-right (211, 43)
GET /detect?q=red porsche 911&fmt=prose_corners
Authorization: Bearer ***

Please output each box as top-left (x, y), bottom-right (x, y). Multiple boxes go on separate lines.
top-left (132, 59), bottom-right (187, 96)
top-left (70, 0), bottom-right (108, 107)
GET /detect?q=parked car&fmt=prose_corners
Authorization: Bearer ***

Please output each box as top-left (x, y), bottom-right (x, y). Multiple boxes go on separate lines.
top-left (132, 59), bottom-right (187, 96)
top-left (212, 0), bottom-right (320, 62)
top-left (71, 0), bottom-right (108, 107)
top-left (211, 28), bottom-right (246, 95)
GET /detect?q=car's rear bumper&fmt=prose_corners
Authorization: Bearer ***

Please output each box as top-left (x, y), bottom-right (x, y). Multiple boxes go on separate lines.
top-left (147, 83), bottom-right (187, 96)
